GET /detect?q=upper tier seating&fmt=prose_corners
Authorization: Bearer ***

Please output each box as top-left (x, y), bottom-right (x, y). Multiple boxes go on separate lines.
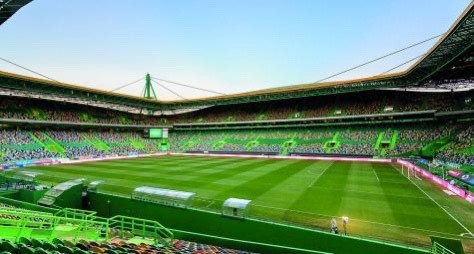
top-left (435, 125), bottom-right (474, 166)
top-left (0, 90), bottom-right (472, 125)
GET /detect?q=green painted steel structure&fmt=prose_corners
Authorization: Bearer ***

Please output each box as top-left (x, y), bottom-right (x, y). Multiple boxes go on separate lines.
top-left (143, 73), bottom-right (157, 100)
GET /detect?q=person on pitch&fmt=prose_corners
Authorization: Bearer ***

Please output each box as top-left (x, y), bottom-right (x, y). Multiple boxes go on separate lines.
top-left (342, 216), bottom-right (349, 235)
top-left (330, 218), bottom-right (338, 234)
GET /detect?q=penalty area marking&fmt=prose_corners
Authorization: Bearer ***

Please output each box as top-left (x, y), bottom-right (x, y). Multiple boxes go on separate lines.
top-left (404, 172), bottom-right (473, 237)
top-left (414, 170), bottom-right (422, 180)
top-left (307, 164), bottom-right (331, 188)
top-left (371, 167), bottom-right (380, 182)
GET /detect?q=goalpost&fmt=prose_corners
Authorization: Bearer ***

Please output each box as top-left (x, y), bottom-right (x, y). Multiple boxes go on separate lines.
top-left (400, 164), bottom-right (421, 180)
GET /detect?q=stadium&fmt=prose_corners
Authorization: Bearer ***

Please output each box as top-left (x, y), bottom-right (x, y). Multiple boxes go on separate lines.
top-left (0, 1), bottom-right (473, 254)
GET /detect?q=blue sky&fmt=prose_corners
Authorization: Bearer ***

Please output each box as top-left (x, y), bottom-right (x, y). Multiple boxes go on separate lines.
top-left (0, 0), bottom-right (470, 100)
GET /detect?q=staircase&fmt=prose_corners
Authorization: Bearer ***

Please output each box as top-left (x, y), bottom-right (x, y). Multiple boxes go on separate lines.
top-left (82, 134), bottom-right (110, 152)
top-left (375, 131), bottom-right (384, 150)
top-left (375, 129), bottom-right (398, 156)
top-left (129, 139), bottom-right (144, 150)
top-left (421, 136), bottom-right (452, 157)
top-left (213, 140), bottom-right (226, 150)
top-left (26, 108), bottom-right (46, 120)
top-left (79, 112), bottom-right (96, 123)
top-left (38, 179), bottom-right (84, 207)
top-left (389, 130), bottom-right (399, 149)
top-left (245, 139), bottom-right (260, 151)
top-left (323, 132), bottom-right (340, 153)
top-left (28, 132), bottom-right (65, 155)
top-left (280, 137), bottom-right (297, 155)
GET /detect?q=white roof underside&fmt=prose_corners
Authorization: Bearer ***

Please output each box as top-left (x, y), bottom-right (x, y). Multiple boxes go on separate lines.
top-left (54, 178), bottom-right (85, 191)
top-left (133, 186), bottom-right (195, 200)
top-left (16, 171), bottom-right (42, 178)
top-left (0, 87), bottom-right (209, 115)
top-left (223, 198), bottom-right (252, 209)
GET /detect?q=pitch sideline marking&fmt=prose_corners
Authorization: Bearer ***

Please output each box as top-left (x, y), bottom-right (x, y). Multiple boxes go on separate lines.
top-left (460, 233), bottom-right (474, 238)
top-left (403, 172), bottom-right (473, 236)
top-left (307, 162), bottom-right (333, 188)
top-left (253, 203), bottom-right (464, 238)
top-left (176, 196), bottom-right (464, 238)
top-left (371, 167), bottom-right (380, 182)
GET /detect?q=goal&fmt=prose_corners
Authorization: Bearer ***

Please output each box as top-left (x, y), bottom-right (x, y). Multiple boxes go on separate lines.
top-left (400, 164), bottom-right (421, 180)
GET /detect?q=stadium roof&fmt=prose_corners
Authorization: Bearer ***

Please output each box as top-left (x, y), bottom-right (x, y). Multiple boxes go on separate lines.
top-left (0, 1), bottom-right (472, 113)
top-left (0, 0), bottom-right (31, 25)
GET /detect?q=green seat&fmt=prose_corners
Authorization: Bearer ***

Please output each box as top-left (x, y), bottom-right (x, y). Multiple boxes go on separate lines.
top-left (57, 246), bottom-right (74, 254)
top-left (42, 242), bottom-right (56, 251)
top-left (0, 241), bottom-right (17, 253)
top-left (19, 237), bottom-right (32, 246)
top-left (19, 245), bottom-right (35, 254)
top-left (78, 240), bottom-right (89, 246)
top-left (62, 240), bottom-right (75, 248)
top-left (74, 243), bottom-right (88, 251)
top-left (17, 243), bottom-right (27, 249)
top-left (31, 239), bottom-right (43, 249)
top-left (51, 239), bottom-right (63, 246)
top-left (73, 248), bottom-right (88, 254)
top-left (34, 247), bottom-right (49, 254)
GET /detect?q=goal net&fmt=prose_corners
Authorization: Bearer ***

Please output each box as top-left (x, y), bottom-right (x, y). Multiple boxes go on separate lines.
top-left (400, 164), bottom-right (421, 180)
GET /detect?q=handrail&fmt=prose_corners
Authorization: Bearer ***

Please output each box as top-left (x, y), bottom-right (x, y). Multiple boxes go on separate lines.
top-left (107, 215), bottom-right (174, 246)
top-left (0, 208), bottom-right (108, 241)
top-left (0, 206), bottom-right (53, 216)
top-left (431, 242), bottom-right (455, 254)
top-left (54, 207), bottom-right (97, 220)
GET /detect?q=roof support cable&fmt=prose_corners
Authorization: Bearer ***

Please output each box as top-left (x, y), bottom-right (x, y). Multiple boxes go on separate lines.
top-left (379, 54), bottom-right (426, 75)
top-left (151, 79), bottom-right (187, 100)
top-left (151, 77), bottom-right (226, 95)
top-left (0, 56), bottom-right (62, 83)
top-left (313, 33), bottom-right (444, 84)
top-left (110, 77), bottom-right (145, 92)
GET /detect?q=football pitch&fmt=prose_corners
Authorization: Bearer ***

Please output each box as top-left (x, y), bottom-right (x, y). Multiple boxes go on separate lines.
top-left (18, 155), bottom-right (474, 249)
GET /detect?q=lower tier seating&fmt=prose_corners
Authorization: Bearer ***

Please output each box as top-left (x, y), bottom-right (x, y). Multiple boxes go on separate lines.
top-left (0, 238), bottom-right (257, 254)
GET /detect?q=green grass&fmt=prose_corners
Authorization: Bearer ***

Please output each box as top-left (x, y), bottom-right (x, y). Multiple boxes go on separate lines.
top-left (13, 155), bottom-right (474, 250)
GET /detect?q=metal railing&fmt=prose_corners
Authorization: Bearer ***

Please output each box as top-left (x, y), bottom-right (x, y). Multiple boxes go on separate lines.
top-left (0, 206), bottom-right (173, 246)
top-left (431, 242), bottom-right (455, 254)
top-left (107, 215), bottom-right (174, 246)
